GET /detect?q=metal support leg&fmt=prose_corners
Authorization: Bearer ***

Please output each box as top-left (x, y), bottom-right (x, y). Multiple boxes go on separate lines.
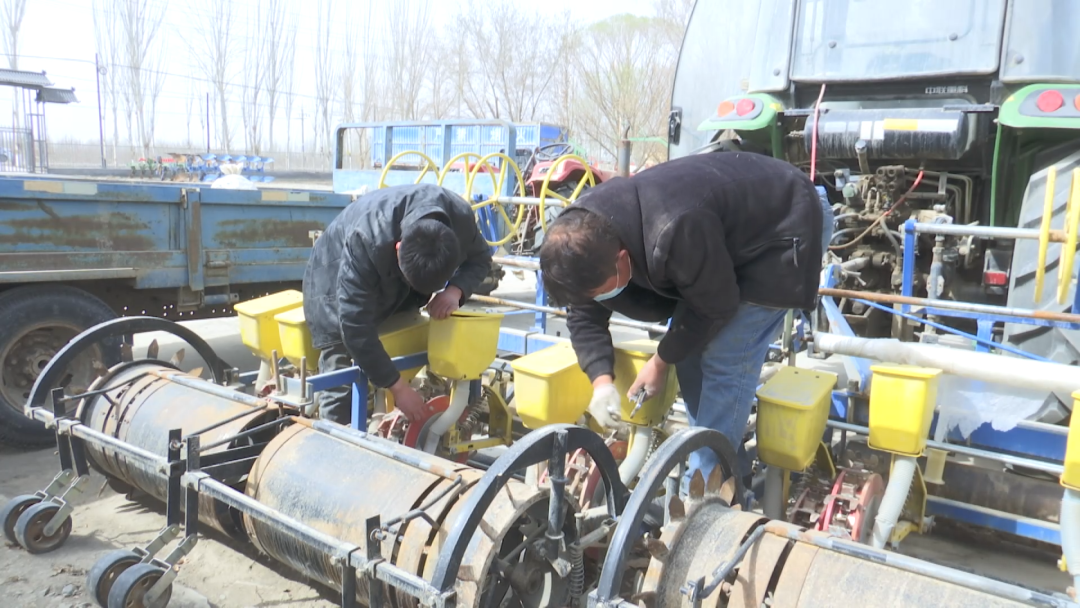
top-left (533, 270), bottom-right (548, 333)
top-left (351, 372), bottom-right (370, 431)
top-left (42, 388), bottom-right (88, 537)
top-left (145, 434), bottom-right (202, 605)
top-left (364, 515), bottom-right (384, 608)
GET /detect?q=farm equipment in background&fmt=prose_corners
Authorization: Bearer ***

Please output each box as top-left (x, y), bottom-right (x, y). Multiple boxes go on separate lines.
top-left (129, 153), bottom-right (276, 183)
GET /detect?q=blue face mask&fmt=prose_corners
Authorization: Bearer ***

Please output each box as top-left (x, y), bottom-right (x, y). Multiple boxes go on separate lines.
top-left (593, 262), bottom-right (626, 302)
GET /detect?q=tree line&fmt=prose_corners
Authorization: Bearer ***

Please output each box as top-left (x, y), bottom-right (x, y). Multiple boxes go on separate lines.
top-left (5, 0), bottom-right (694, 169)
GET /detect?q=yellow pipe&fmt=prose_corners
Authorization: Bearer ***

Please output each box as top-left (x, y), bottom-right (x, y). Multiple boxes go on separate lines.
top-left (465, 152), bottom-right (527, 247)
top-left (377, 151), bottom-right (440, 189)
top-left (538, 154), bottom-right (596, 233)
top-left (437, 152), bottom-right (482, 187)
top-left (1035, 166), bottom-right (1056, 303)
top-left (1058, 169), bottom-right (1080, 305)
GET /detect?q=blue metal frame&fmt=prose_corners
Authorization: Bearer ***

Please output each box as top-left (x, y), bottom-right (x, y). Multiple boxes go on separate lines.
top-left (925, 496), bottom-right (1061, 545)
top-left (332, 120), bottom-right (524, 196)
top-left (295, 352), bottom-right (429, 431)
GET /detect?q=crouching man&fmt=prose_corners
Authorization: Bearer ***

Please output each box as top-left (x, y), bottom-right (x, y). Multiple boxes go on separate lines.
top-left (538, 152), bottom-right (832, 483)
top-left (303, 184), bottom-right (493, 425)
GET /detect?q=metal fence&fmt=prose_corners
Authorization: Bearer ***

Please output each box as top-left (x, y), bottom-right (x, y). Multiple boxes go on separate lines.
top-left (0, 128), bottom-right (36, 173)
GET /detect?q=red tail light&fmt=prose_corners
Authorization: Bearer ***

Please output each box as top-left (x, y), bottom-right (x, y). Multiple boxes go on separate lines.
top-left (983, 270), bottom-right (1008, 286)
top-left (735, 98), bottom-right (755, 117)
top-left (1075, 93), bottom-right (1080, 111)
top-left (1036, 90), bottom-right (1064, 113)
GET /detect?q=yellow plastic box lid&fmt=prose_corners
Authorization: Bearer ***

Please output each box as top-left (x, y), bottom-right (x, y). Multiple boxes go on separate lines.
top-left (512, 342), bottom-right (592, 429)
top-left (274, 306), bottom-right (319, 370)
top-left (234, 290), bottom-right (304, 359)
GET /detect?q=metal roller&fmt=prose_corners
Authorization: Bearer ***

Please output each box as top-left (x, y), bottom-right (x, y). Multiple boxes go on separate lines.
top-left (243, 420), bottom-right (564, 607)
top-left (634, 500), bottom-right (1034, 608)
top-left (77, 361), bottom-right (278, 538)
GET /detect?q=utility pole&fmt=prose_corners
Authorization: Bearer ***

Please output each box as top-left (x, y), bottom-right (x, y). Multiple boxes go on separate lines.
top-left (300, 108), bottom-right (305, 169)
top-left (94, 53), bottom-right (106, 169)
top-left (205, 92), bottom-right (210, 153)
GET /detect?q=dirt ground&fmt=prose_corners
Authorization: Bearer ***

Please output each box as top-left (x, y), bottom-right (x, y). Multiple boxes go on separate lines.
top-left (0, 318), bottom-right (1072, 607)
top-left (0, 444), bottom-right (340, 608)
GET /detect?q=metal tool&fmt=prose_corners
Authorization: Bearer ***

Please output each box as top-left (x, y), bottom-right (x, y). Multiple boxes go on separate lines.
top-left (629, 388), bottom-right (648, 419)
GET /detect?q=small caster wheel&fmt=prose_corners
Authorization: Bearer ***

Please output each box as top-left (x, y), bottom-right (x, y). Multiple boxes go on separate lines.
top-left (108, 563), bottom-right (173, 608)
top-left (13, 501), bottom-right (72, 554)
top-left (88, 549), bottom-right (142, 606)
top-left (1, 494), bottom-right (41, 544)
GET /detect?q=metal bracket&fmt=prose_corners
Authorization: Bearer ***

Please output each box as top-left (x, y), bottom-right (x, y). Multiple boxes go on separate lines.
top-left (42, 475), bottom-right (88, 536)
top-left (144, 534), bottom-right (198, 605)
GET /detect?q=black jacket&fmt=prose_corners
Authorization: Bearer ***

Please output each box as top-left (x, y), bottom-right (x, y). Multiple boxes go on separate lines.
top-left (302, 184), bottom-right (492, 388)
top-left (565, 152), bottom-right (823, 382)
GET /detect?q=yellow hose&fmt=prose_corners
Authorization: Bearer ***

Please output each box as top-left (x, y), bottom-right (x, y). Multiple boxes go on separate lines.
top-left (437, 153), bottom-right (483, 187)
top-left (465, 152), bottom-right (526, 247)
top-left (538, 154), bottom-right (596, 233)
top-left (378, 151), bottom-right (440, 189)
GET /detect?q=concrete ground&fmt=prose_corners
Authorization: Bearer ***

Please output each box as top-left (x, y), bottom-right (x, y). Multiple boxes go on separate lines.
top-left (0, 282), bottom-right (1072, 606)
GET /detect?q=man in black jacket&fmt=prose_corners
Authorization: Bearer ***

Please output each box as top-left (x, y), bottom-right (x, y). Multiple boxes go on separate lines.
top-left (539, 152), bottom-right (832, 482)
top-left (303, 184), bottom-right (492, 425)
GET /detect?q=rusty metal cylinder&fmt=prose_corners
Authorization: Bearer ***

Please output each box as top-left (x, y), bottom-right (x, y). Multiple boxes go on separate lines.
top-left (243, 422), bottom-right (546, 607)
top-left (78, 362), bottom-right (277, 538)
top-left (643, 502), bottom-right (1031, 608)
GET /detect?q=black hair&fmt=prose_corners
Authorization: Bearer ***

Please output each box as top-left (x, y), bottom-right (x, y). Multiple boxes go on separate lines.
top-left (399, 218), bottom-right (459, 294)
top-left (539, 209), bottom-right (621, 307)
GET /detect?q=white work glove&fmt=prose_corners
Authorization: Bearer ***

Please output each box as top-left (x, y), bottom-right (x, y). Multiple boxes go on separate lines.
top-left (588, 383), bottom-right (623, 430)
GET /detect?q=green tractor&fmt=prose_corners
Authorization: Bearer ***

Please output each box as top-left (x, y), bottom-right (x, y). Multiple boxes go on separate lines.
top-left (669, 0), bottom-right (1080, 413)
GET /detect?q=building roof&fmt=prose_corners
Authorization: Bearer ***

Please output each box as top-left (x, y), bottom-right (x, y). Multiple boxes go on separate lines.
top-left (36, 87), bottom-right (78, 104)
top-left (0, 68), bottom-right (52, 89)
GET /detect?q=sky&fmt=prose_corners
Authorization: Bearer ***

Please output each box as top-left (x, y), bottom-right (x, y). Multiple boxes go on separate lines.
top-left (10, 0), bottom-right (659, 148)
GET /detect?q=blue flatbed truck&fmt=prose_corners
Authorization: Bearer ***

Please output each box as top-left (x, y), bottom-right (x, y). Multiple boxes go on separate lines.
top-left (0, 176), bottom-right (354, 446)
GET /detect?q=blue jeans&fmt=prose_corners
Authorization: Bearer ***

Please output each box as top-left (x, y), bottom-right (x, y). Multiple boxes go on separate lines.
top-left (675, 189), bottom-right (834, 486)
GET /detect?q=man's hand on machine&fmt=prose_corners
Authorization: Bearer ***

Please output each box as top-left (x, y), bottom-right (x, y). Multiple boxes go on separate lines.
top-left (627, 354), bottom-right (668, 401)
top-left (427, 286), bottom-right (463, 320)
top-left (588, 377), bottom-right (624, 430)
top-left (388, 378), bottom-right (430, 422)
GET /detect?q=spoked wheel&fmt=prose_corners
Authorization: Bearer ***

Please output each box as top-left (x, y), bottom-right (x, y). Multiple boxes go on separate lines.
top-left (0, 285), bottom-right (119, 448)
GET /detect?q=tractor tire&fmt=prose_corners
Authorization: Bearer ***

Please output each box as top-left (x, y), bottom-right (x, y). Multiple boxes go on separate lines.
top-left (0, 285), bottom-right (119, 449)
top-left (1004, 143), bottom-right (1080, 421)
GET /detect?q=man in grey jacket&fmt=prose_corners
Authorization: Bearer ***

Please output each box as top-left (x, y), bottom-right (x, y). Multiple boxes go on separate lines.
top-left (303, 184), bottom-right (492, 425)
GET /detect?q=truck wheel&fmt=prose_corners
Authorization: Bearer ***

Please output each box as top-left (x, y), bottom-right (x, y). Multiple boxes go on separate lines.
top-left (1004, 144), bottom-right (1080, 421)
top-left (0, 285), bottom-right (119, 448)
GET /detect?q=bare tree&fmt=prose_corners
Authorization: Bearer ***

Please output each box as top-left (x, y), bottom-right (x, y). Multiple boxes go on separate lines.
top-left (382, 1), bottom-right (434, 120)
top-left (261, 0), bottom-right (293, 153)
top-left (240, 2), bottom-right (266, 154)
top-left (1, 0), bottom-right (26, 70)
top-left (2, 0), bottom-right (27, 134)
top-left (452, 1), bottom-right (572, 122)
top-left (572, 15), bottom-right (678, 164)
top-left (653, 0), bottom-right (696, 48)
top-left (116, 0), bottom-right (168, 157)
top-left (92, 0), bottom-right (124, 164)
top-left (312, 0), bottom-right (336, 160)
top-left (190, 0), bottom-right (235, 152)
